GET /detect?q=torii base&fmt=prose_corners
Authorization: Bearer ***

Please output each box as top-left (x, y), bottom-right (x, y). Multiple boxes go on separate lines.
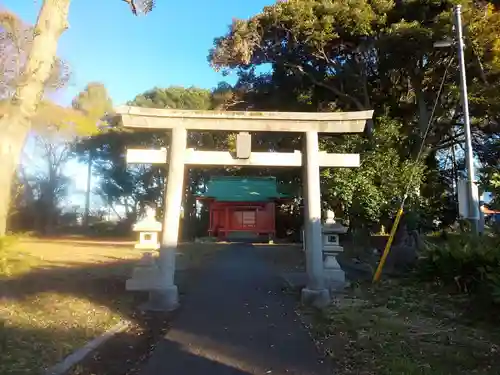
top-left (301, 287), bottom-right (330, 308)
top-left (138, 285), bottom-right (179, 313)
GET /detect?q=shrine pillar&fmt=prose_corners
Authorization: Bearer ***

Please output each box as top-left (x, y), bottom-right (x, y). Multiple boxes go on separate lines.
top-left (301, 131), bottom-right (330, 306)
top-left (156, 127), bottom-right (186, 311)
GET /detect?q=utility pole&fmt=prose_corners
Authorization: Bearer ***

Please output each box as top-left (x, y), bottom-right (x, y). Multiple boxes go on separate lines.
top-left (454, 5), bottom-right (479, 234)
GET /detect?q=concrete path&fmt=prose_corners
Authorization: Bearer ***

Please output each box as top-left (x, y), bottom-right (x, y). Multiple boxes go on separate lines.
top-left (139, 244), bottom-right (330, 375)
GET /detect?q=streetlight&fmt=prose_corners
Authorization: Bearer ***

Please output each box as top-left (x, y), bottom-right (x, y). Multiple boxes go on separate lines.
top-left (434, 5), bottom-right (480, 234)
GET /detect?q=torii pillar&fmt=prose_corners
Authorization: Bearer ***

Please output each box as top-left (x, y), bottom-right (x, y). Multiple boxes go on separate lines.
top-left (301, 130), bottom-right (329, 305)
top-left (117, 106), bottom-right (373, 310)
top-left (156, 127), bottom-right (186, 310)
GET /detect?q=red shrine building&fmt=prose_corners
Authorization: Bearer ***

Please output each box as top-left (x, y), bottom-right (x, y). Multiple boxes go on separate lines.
top-left (196, 176), bottom-right (290, 240)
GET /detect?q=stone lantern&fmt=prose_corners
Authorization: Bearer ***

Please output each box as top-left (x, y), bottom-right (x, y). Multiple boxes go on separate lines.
top-left (126, 205), bottom-right (163, 293)
top-left (322, 210), bottom-right (348, 287)
top-left (133, 205), bottom-right (162, 251)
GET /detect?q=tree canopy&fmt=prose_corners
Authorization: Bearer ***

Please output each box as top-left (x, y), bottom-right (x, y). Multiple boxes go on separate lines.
top-left (204, 0), bottom-right (500, 229)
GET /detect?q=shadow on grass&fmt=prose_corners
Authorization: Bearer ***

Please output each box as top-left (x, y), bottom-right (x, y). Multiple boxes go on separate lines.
top-left (0, 257), bottom-right (206, 375)
top-left (1, 322), bottom-right (253, 375)
top-left (0, 244), bottom-right (258, 375)
top-left (1, 244), bottom-right (324, 375)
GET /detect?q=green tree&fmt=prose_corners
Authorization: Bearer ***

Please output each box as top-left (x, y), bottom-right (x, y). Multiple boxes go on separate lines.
top-left (132, 86), bottom-right (212, 109)
top-left (73, 86), bottom-right (217, 235)
top-left (14, 135), bottom-right (72, 234)
top-left (320, 117), bottom-right (425, 229)
top-left (71, 82), bottom-right (114, 225)
top-left (8, 82), bottom-right (113, 233)
top-left (208, 0), bottom-right (500, 229)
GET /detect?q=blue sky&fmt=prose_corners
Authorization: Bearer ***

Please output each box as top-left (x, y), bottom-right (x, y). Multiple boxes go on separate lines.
top-left (4, 0), bottom-right (273, 105)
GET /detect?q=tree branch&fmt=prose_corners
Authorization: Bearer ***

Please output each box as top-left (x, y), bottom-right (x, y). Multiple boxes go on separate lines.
top-left (284, 62), bottom-right (366, 110)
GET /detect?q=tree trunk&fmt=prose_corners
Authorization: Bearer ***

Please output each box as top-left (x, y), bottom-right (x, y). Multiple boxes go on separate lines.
top-left (0, 0), bottom-right (70, 236)
top-left (84, 150), bottom-right (92, 227)
top-left (0, 131), bottom-right (26, 236)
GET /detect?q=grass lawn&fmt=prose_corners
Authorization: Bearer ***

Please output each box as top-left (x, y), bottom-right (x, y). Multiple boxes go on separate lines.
top-left (259, 245), bottom-right (500, 375)
top-left (0, 237), bottom-right (221, 375)
top-left (302, 280), bottom-right (500, 375)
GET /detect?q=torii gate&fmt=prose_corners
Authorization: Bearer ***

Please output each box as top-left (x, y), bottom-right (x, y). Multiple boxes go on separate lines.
top-left (115, 106), bottom-right (373, 309)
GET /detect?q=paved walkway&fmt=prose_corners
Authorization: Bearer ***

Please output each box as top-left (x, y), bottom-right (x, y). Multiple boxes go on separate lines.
top-left (139, 244), bottom-right (330, 375)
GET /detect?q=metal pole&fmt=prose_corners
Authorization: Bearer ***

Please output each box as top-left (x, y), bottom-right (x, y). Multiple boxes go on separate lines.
top-left (454, 5), bottom-right (479, 234)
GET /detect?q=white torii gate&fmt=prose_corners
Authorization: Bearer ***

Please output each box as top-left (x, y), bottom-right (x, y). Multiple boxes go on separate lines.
top-left (115, 106), bottom-right (373, 309)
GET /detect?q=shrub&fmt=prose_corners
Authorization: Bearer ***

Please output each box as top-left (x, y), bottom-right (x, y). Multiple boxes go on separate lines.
top-left (88, 220), bottom-right (132, 237)
top-left (418, 233), bottom-right (500, 303)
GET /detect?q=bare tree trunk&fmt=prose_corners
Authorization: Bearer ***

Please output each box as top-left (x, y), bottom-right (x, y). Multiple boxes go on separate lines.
top-left (0, 0), bottom-right (70, 236)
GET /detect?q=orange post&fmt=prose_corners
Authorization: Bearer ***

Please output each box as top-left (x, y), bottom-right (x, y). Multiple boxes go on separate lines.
top-left (372, 207), bottom-right (404, 282)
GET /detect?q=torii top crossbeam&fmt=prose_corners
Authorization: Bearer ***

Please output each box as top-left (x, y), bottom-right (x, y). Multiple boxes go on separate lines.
top-left (115, 106), bottom-right (374, 133)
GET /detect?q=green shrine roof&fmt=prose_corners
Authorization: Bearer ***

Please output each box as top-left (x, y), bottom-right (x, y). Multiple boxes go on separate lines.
top-left (196, 176), bottom-right (290, 202)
